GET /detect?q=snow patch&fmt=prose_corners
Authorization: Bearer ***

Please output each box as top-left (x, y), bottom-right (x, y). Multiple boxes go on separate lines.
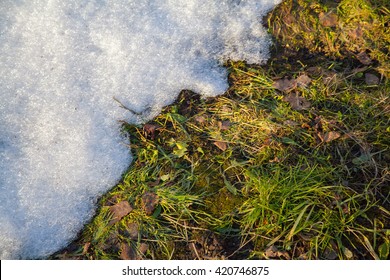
top-left (0, 0), bottom-right (281, 259)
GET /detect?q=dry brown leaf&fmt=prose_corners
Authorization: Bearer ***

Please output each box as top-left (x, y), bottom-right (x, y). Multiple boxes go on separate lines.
top-left (283, 14), bottom-right (295, 25)
top-left (348, 25), bottom-right (363, 40)
top-left (142, 192), bottom-right (159, 215)
top-left (101, 232), bottom-right (121, 252)
top-left (298, 253), bottom-right (309, 260)
top-left (296, 74), bottom-right (312, 88)
top-left (213, 141), bottom-right (227, 151)
top-left (218, 120), bottom-right (232, 131)
top-left (124, 222), bottom-right (139, 240)
top-left (264, 245), bottom-right (291, 259)
top-left (306, 66), bottom-right (323, 76)
top-left (318, 131), bottom-right (341, 143)
top-left (356, 52), bottom-right (372, 65)
top-left (273, 78), bottom-right (297, 92)
top-left (319, 12), bottom-right (338, 27)
top-left (324, 247), bottom-right (338, 260)
top-left (283, 92), bottom-right (311, 110)
top-left (143, 123), bottom-right (161, 140)
top-left (138, 243), bottom-right (149, 256)
top-left (120, 242), bottom-right (137, 260)
top-left (195, 115), bottom-right (206, 124)
top-left (108, 201), bottom-right (133, 225)
top-left (365, 73), bottom-right (380, 85)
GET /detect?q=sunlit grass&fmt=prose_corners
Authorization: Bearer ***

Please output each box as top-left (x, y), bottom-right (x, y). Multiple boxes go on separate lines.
top-left (52, 0), bottom-right (389, 260)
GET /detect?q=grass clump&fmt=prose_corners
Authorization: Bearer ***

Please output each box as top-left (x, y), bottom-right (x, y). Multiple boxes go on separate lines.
top-left (52, 0), bottom-right (389, 260)
top-left (269, 0), bottom-right (390, 77)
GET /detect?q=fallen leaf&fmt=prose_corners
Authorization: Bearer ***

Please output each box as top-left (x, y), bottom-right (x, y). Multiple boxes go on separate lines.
top-left (124, 222), bottom-right (139, 240)
top-left (306, 66), bottom-right (323, 76)
top-left (264, 245), bottom-right (291, 259)
top-left (101, 232), bottom-right (120, 252)
top-left (221, 105), bottom-right (232, 113)
top-left (318, 131), bottom-right (341, 143)
top-left (283, 92), bottom-right (311, 110)
top-left (324, 248), bottom-right (338, 260)
top-left (324, 131), bottom-right (341, 142)
top-left (218, 120), bottom-right (232, 131)
top-left (298, 253), bottom-right (309, 260)
top-left (195, 115), bottom-right (206, 124)
top-left (143, 123), bottom-right (161, 140)
top-left (138, 243), bottom-right (149, 256)
top-left (319, 12), bottom-right (338, 27)
top-left (264, 246), bottom-right (278, 257)
top-left (273, 78), bottom-right (297, 92)
top-left (356, 51), bottom-right (372, 65)
top-left (213, 141), bottom-right (227, 151)
top-left (142, 192), bottom-right (159, 216)
top-left (296, 74), bottom-right (312, 88)
top-left (109, 201), bottom-right (133, 225)
top-left (365, 73), bottom-right (380, 85)
top-left (120, 242), bottom-right (137, 260)
top-left (348, 25), bottom-right (363, 40)
top-left (283, 14), bottom-right (295, 25)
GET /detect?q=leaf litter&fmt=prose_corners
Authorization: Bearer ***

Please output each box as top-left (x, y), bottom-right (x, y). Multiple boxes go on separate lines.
top-left (108, 201), bottom-right (133, 226)
top-left (283, 92), bottom-right (311, 110)
top-left (141, 192), bottom-right (160, 216)
top-left (319, 12), bottom-right (338, 27)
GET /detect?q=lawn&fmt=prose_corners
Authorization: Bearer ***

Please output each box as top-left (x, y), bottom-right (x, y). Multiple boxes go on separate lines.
top-left (53, 0), bottom-right (389, 260)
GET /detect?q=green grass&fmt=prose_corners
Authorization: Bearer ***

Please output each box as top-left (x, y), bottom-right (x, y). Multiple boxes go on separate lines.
top-left (52, 0), bottom-right (390, 260)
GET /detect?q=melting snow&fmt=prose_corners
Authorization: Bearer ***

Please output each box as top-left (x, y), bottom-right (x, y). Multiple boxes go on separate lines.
top-left (0, 0), bottom-right (281, 259)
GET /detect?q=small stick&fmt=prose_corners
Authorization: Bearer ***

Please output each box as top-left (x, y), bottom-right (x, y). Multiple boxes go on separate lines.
top-left (113, 96), bottom-right (142, 116)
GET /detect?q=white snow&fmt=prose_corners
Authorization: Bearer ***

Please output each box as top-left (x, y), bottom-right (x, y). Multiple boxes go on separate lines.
top-left (0, 0), bottom-right (281, 259)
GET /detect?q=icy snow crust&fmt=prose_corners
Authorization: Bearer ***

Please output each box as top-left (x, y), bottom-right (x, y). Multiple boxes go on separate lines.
top-left (0, 0), bottom-right (281, 259)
